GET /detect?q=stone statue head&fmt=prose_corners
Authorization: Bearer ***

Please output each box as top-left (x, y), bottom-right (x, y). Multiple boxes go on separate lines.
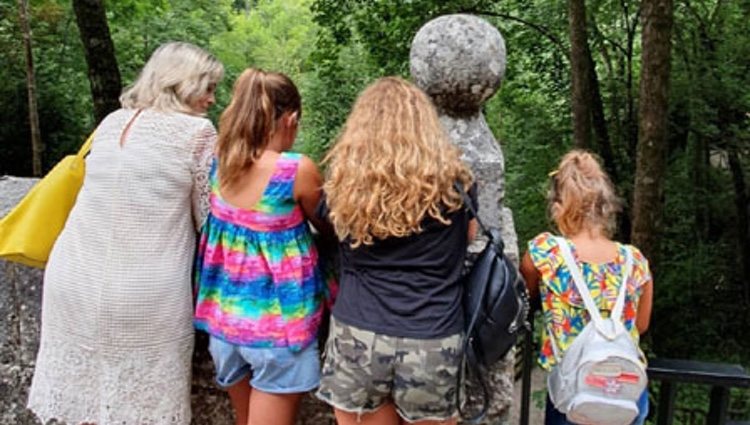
top-left (410, 14), bottom-right (506, 117)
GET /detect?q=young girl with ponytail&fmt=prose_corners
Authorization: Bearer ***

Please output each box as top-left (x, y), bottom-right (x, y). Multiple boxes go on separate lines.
top-left (193, 68), bottom-right (334, 425)
top-left (520, 150), bottom-right (653, 425)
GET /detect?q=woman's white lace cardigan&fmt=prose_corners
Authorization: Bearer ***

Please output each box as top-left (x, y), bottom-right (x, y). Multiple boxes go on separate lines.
top-left (27, 109), bottom-right (216, 425)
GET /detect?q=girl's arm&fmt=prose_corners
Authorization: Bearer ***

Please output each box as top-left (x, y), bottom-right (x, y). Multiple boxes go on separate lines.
top-left (520, 251), bottom-right (541, 300)
top-left (294, 155), bottom-right (335, 239)
top-left (294, 155), bottom-right (339, 308)
top-left (636, 279), bottom-right (653, 334)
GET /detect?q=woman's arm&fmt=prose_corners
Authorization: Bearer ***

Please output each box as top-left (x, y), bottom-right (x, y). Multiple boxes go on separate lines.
top-left (190, 121), bottom-right (217, 231)
top-left (636, 279), bottom-right (653, 334)
top-left (520, 251), bottom-right (541, 300)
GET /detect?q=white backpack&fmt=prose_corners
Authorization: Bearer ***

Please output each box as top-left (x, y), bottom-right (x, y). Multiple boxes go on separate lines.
top-left (547, 237), bottom-right (647, 425)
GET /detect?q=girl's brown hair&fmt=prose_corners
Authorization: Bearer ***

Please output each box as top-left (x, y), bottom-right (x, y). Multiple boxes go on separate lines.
top-left (323, 77), bottom-right (473, 247)
top-left (216, 68), bottom-right (301, 188)
top-left (548, 149), bottom-right (622, 236)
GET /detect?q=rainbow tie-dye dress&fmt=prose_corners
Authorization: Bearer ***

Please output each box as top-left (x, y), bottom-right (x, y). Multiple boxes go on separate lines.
top-left (194, 153), bottom-right (329, 351)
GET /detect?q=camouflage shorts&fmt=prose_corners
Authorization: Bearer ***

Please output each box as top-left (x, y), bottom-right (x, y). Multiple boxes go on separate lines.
top-left (315, 317), bottom-right (462, 422)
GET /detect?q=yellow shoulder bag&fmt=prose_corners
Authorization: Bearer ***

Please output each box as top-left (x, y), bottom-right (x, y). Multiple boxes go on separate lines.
top-left (0, 134), bottom-right (94, 268)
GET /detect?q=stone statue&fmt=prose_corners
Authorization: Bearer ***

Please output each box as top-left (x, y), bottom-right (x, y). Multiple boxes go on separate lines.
top-left (410, 14), bottom-right (518, 425)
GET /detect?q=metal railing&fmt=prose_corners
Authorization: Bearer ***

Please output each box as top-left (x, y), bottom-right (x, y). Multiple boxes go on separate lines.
top-left (648, 359), bottom-right (750, 425)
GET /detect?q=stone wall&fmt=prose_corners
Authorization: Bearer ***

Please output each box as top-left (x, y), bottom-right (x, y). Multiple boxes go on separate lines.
top-left (0, 177), bottom-right (44, 425)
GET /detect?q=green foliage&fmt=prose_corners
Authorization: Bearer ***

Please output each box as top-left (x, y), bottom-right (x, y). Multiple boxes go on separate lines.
top-left (109, 0), bottom-right (231, 82)
top-left (211, 0), bottom-right (315, 77)
top-left (654, 151), bottom-right (746, 358)
top-left (311, 0), bottom-right (539, 75)
top-left (295, 41), bottom-right (378, 162)
top-left (647, 0), bottom-right (750, 363)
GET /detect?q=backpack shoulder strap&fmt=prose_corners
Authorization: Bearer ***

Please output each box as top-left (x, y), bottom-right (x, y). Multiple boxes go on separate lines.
top-left (555, 237), bottom-right (612, 337)
top-left (611, 245), bottom-right (634, 323)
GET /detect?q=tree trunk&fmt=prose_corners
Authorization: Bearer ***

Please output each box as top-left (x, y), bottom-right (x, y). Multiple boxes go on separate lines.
top-left (624, 4), bottom-right (640, 161)
top-left (17, 0), bottom-right (43, 177)
top-left (72, 0), bottom-right (121, 124)
top-left (587, 49), bottom-right (617, 181)
top-left (727, 148), bottom-right (750, 305)
top-left (569, 0), bottom-right (591, 148)
top-left (631, 0), bottom-right (674, 263)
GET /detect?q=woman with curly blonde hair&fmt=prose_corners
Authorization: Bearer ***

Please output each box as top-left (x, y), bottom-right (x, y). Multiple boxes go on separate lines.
top-left (315, 77), bottom-right (477, 425)
top-left (520, 150), bottom-right (653, 425)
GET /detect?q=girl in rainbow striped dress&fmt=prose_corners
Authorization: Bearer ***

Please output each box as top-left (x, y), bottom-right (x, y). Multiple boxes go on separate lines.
top-left (194, 68), bottom-right (335, 425)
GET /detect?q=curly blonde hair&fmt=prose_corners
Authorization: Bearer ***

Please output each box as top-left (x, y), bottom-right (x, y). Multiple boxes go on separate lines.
top-left (120, 42), bottom-right (223, 115)
top-left (548, 149), bottom-right (622, 236)
top-left (323, 77), bottom-right (473, 247)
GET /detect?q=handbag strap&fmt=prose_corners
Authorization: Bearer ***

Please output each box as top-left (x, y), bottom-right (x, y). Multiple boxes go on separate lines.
top-left (555, 237), bottom-right (633, 338)
top-left (75, 133), bottom-right (95, 160)
top-left (454, 182), bottom-right (498, 424)
top-left (456, 351), bottom-right (490, 424)
top-left (457, 269), bottom-right (492, 424)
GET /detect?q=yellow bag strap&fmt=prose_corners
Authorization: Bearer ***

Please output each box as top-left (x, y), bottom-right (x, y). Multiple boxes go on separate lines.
top-left (75, 133), bottom-right (95, 160)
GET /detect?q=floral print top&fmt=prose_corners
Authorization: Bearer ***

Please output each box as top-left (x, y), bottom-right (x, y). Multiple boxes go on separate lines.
top-left (528, 232), bottom-right (652, 370)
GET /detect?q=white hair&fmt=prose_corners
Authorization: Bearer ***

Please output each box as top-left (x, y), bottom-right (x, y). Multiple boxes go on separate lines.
top-left (120, 42), bottom-right (224, 115)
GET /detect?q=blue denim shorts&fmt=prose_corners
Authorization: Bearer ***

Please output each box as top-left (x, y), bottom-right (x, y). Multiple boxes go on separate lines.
top-left (208, 336), bottom-right (320, 394)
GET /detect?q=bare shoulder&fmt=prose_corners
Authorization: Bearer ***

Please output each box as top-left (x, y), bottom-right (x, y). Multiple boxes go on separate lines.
top-left (296, 154), bottom-right (321, 177)
top-left (292, 154), bottom-right (322, 201)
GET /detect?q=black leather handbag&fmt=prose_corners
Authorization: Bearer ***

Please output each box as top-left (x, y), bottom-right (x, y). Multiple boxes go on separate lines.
top-left (455, 183), bottom-right (530, 424)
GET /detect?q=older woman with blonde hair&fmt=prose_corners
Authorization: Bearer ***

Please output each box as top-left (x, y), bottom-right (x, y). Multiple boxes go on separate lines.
top-left (315, 77), bottom-right (477, 425)
top-left (27, 41), bottom-right (223, 425)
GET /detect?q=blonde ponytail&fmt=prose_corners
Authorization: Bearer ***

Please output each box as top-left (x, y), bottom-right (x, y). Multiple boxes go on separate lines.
top-left (548, 150), bottom-right (622, 236)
